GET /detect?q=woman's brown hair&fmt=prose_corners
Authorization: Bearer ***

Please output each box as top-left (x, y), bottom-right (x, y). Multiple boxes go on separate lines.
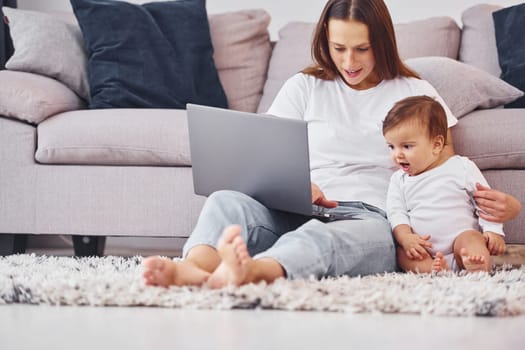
top-left (303, 0), bottom-right (419, 81)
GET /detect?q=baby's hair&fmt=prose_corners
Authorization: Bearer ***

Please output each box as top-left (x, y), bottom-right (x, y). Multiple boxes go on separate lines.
top-left (382, 95), bottom-right (448, 144)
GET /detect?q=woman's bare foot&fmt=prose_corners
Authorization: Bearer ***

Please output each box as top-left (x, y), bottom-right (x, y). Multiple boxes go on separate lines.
top-left (431, 252), bottom-right (450, 272)
top-left (207, 225), bottom-right (251, 289)
top-left (460, 248), bottom-right (489, 272)
top-left (143, 257), bottom-right (210, 287)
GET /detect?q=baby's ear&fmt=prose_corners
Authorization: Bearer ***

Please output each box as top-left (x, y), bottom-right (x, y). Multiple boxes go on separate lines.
top-left (433, 135), bottom-right (445, 152)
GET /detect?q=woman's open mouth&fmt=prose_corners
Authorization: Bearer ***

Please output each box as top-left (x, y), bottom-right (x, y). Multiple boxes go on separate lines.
top-left (345, 68), bottom-right (361, 78)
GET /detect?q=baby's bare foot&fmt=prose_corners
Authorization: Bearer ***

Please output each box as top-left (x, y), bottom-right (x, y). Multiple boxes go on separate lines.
top-left (431, 252), bottom-right (450, 272)
top-left (207, 225), bottom-right (251, 289)
top-left (143, 256), bottom-right (210, 287)
top-left (460, 248), bottom-right (489, 272)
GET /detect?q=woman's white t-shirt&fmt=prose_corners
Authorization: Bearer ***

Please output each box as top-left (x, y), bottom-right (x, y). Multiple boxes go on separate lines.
top-left (266, 73), bottom-right (458, 211)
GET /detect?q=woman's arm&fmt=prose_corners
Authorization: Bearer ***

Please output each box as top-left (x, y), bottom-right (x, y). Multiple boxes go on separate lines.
top-left (449, 128), bottom-right (521, 223)
top-left (474, 183), bottom-right (522, 223)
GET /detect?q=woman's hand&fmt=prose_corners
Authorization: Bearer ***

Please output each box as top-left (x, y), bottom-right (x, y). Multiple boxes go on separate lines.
top-left (474, 183), bottom-right (522, 223)
top-left (311, 183), bottom-right (338, 208)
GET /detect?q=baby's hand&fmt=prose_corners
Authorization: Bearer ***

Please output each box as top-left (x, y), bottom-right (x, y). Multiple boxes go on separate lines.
top-left (483, 231), bottom-right (506, 255)
top-left (399, 234), bottom-right (432, 260)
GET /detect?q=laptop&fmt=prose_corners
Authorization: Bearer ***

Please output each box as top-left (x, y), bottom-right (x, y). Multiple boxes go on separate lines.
top-left (186, 103), bottom-right (344, 219)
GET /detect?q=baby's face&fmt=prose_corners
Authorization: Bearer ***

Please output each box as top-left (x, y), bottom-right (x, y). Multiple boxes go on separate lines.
top-left (384, 121), bottom-right (443, 176)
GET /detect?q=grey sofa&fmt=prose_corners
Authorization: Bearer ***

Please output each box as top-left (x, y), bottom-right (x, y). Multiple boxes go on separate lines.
top-left (0, 4), bottom-right (523, 256)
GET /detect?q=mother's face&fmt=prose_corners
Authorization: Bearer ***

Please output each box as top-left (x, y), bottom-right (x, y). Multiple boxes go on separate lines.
top-left (326, 18), bottom-right (380, 90)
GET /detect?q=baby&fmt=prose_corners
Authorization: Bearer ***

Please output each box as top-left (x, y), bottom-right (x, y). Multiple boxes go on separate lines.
top-left (382, 95), bottom-right (506, 273)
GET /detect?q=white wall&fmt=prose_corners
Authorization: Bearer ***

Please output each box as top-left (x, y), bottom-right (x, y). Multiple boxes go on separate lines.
top-left (17, 0), bottom-right (523, 40)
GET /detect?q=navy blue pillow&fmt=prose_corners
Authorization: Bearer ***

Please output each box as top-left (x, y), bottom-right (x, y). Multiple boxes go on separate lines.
top-left (493, 4), bottom-right (525, 108)
top-left (70, 0), bottom-right (227, 109)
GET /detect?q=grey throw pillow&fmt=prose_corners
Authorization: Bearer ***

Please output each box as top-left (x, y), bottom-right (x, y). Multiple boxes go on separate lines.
top-left (406, 56), bottom-right (524, 118)
top-left (2, 7), bottom-right (89, 101)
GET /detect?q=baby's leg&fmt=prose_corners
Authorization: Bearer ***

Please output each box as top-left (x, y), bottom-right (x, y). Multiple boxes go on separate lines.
top-left (431, 252), bottom-right (451, 272)
top-left (453, 230), bottom-right (490, 272)
top-left (396, 246), bottom-right (434, 273)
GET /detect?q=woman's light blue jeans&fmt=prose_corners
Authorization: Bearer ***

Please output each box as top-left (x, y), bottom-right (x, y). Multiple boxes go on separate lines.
top-left (183, 190), bottom-right (397, 279)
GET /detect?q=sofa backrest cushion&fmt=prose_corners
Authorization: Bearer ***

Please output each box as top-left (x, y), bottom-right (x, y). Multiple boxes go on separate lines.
top-left (70, 0), bottom-right (227, 110)
top-left (209, 9), bottom-right (272, 113)
top-left (452, 109), bottom-right (525, 170)
top-left (257, 16), bottom-right (461, 113)
top-left (256, 22), bottom-right (312, 114)
top-left (36, 109), bottom-right (191, 166)
top-left (459, 4), bottom-right (502, 77)
top-left (394, 17), bottom-right (461, 60)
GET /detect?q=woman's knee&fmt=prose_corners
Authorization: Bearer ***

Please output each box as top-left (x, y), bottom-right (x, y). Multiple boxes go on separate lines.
top-left (204, 190), bottom-right (254, 216)
top-left (206, 190), bottom-right (249, 207)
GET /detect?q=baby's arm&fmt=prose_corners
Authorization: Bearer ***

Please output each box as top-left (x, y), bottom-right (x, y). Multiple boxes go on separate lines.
top-left (386, 173), bottom-right (432, 260)
top-left (386, 171), bottom-right (432, 260)
top-left (393, 224), bottom-right (433, 260)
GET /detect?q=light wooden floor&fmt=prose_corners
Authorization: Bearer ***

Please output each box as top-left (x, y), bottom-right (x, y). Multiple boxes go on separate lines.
top-left (1, 304), bottom-right (524, 350)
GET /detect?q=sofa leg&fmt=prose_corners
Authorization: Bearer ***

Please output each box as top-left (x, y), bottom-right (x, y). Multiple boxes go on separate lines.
top-left (72, 235), bottom-right (106, 257)
top-left (0, 234), bottom-right (28, 255)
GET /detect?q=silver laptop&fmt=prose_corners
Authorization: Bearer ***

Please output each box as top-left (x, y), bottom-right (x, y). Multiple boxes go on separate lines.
top-left (186, 103), bottom-right (340, 219)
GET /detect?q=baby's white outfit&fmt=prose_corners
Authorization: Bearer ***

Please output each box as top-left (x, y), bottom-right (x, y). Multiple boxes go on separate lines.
top-left (387, 155), bottom-right (504, 270)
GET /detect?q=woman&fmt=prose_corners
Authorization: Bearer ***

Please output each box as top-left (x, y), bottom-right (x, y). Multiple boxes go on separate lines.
top-left (143, 0), bottom-right (520, 288)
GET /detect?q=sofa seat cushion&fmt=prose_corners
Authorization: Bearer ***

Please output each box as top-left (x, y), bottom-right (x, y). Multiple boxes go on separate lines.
top-left (36, 109), bottom-right (191, 166)
top-left (451, 109), bottom-right (525, 170)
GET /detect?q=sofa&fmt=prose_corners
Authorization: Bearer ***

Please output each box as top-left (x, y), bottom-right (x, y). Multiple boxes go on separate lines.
top-left (0, 3), bottom-right (524, 256)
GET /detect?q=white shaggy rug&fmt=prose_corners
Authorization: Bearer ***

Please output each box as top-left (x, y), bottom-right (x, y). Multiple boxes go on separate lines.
top-left (1, 254), bottom-right (524, 317)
